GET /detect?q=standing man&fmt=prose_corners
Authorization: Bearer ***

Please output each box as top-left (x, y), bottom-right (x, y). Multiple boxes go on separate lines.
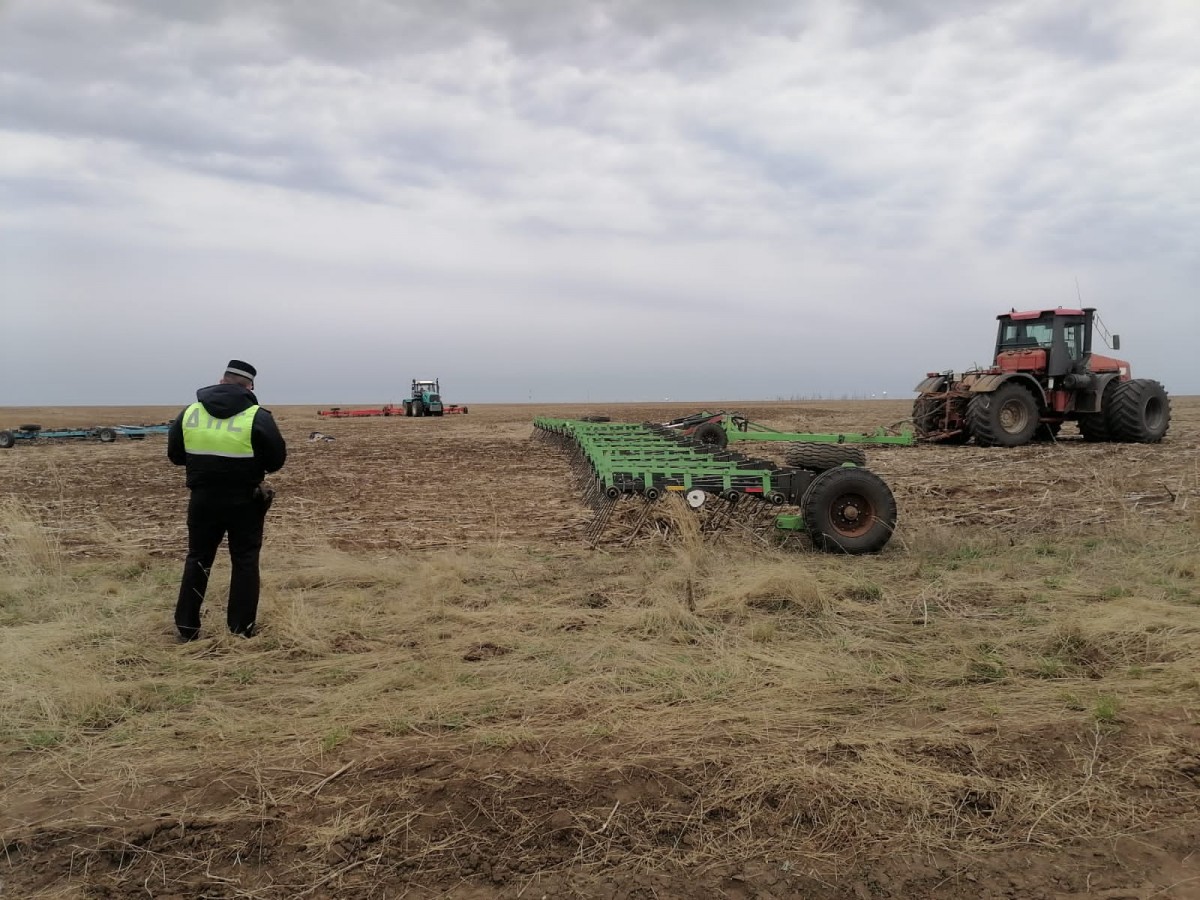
top-left (168, 360), bottom-right (287, 641)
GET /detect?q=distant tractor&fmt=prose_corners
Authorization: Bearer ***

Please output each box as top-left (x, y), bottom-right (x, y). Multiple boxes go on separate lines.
top-left (913, 307), bottom-right (1170, 447)
top-left (404, 379), bottom-right (444, 417)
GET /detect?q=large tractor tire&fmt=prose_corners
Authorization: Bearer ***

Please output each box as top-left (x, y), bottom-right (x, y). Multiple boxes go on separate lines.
top-left (802, 466), bottom-right (898, 554)
top-left (413, 402), bottom-right (424, 418)
top-left (784, 443), bottom-right (867, 471)
top-left (1107, 378), bottom-right (1171, 443)
top-left (691, 422), bottom-right (728, 448)
top-left (967, 383), bottom-right (1039, 447)
top-left (0, 430), bottom-right (14, 449)
top-left (404, 402), bottom-right (413, 417)
top-left (912, 395), bottom-right (969, 444)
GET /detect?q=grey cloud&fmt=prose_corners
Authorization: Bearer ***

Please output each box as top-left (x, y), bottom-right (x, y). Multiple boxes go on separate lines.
top-left (3, 0), bottom-right (1199, 403)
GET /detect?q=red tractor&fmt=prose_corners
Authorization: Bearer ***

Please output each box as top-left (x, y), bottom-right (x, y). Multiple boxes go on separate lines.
top-left (913, 307), bottom-right (1170, 447)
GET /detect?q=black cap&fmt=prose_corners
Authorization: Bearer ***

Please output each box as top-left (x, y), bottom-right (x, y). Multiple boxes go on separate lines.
top-left (225, 359), bottom-right (257, 380)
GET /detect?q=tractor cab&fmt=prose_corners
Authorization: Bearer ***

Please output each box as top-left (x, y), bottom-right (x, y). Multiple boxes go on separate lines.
top-left (994, 307), bottom-right (1100, 379)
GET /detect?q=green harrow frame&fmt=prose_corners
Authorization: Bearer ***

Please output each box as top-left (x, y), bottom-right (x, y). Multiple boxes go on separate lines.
top-left (533, 417), bottom-right (899, 554)
top-left (663, 410), bottom-right (916, 449)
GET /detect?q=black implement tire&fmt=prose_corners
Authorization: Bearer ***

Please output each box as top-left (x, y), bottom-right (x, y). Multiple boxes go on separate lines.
top-left (462, 407), bottom-right (469, 414)
top-left (802, 467), bottom-right (898, 554)
top-left (18, 424), bottom-right (41, 433)
top-left (0, 430), bottom-right (13, 449)
top-left (967, 383), bottom-right (1039, 447)
top-left (581, 415), bottom-right (610, 423)
top-left (97, 427), bottom-right (117, 443)
top-left (1107, 378), bottom-right (1170, 443)
top-left (691, 422), bottom-right (728, 448)
top-left (784, 443), bottom-right (866, 471)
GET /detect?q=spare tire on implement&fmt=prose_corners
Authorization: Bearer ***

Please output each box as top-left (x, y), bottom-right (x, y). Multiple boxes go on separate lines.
top-left (18, 424), bottom-right (41, 433)
top-left (784, 443), bottom-right (866, 471)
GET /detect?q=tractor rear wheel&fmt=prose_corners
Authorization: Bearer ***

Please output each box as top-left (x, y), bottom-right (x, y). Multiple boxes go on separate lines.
top-left (967, 383), bottom-right (1039, 447)
top-left (0, 430), bottom-right (13, 449)
top-left (784, 444), bottom-right (866, 471)
top-left (691, 422), bottom-right (728, 448)
top-left (1107, 378), bottom-right (1170, 443)
top-left (802, 466), bottom-right (897, 554)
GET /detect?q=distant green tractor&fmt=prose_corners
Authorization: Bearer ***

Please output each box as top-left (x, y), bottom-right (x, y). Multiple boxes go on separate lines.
top-left (404, 379), bottom-right (445, 417)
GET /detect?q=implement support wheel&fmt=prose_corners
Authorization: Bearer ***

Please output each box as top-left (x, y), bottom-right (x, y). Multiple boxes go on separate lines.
top-left (97, 427), bottom-right (117, 443)
top-left (802, 467), bottom-right (898, 554)
top-left (691, 422), bottom-right (728, 448)
top-left (0, 430), bottom-right (13, 449)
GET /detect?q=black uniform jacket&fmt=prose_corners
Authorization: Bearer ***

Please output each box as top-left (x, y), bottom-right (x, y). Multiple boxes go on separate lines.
top-left (168, 383), bottom-right (287, 496)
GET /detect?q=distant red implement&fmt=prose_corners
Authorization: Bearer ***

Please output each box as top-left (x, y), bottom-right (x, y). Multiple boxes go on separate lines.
top-left (317, 404), bottom-right (468, 418)
top-left (316, 405), bottom-right (403, 418)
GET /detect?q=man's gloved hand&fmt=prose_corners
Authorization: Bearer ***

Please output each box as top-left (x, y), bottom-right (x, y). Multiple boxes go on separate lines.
top-left (253, 483), bottom-right (276, 512)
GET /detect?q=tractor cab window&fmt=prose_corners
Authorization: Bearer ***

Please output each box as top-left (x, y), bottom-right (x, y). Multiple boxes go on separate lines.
top-left (999, 320), bottom-right (1053, 350)
top-left (1062, 322), bottom-right (1084, 359)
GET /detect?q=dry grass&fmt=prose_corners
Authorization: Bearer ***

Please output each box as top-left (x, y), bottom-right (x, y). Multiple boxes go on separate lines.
top-left (1, 399), bottom-right (1199, 898)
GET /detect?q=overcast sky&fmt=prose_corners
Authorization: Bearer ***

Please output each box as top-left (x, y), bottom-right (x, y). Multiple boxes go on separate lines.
top-left (2, 0), bottom-right (1197, 406)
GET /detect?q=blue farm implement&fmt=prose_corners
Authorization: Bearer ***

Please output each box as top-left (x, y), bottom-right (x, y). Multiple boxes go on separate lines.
top-left (0, 423), bottom-right (170, 449)
top-left (533, 416), bottom-right (899, 554)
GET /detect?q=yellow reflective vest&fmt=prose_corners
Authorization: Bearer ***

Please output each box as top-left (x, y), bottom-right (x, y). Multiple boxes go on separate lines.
top-left (179, 402), bottom-right (258, 459)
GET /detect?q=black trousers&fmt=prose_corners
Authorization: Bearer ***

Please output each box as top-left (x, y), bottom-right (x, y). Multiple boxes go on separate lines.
top-left (175, 491), bottom-right (267, 639)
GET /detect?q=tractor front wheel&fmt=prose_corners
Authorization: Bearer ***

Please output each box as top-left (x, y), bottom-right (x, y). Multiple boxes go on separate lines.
top-left (967, 384), bottom-right (1039, 447)
top-left (1107, 378), bottom-right (1170, 443)
top-left (784, 443), bottom-right (866, 471)
top-left (691, 422), bottom-right (728, 449)
top-left (802, 466), bottom-right (897, 554)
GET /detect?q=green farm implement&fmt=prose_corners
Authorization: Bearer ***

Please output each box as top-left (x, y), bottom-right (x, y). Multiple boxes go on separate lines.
top-left (663, 410), bottom-right (915, 452)
top-left (534, 416), bottom-right (899, 554)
